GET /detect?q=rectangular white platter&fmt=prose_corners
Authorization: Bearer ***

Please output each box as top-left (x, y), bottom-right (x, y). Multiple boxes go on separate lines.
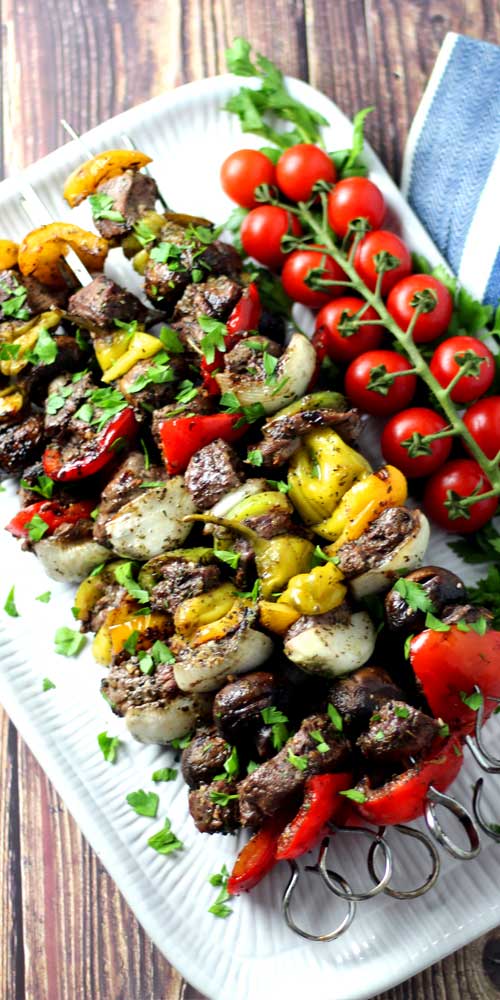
top-left (1, 72), bottom-right (499, 1000)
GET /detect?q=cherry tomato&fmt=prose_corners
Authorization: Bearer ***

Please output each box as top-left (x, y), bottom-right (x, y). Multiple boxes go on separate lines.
top-left (220, 149), bottom-right (276, 209)
top-left (386, 274), bottom-right (453, 343)
top-left (276, 144), bottom-right (336, 202)
top-left (463, 396), bottom-right (500, 460)
top-left (430, 335), bottom-right (495, 403)
top-left (423, 458), bottom-right (498, 533)
top-left (314, 296), bottom-right (382, 362)
top-left (240, 206), bottom-right (302, 271)
top-left (281, 246), bottom-right (346, 309)
top-left (327, 177), bottom-right (386, 238)
top-left (381, 407), bottom-right (452, 478)
top-left (353, 230), bottom-right (412, 296)
top-left (345, 349), bottom-right (417, 416)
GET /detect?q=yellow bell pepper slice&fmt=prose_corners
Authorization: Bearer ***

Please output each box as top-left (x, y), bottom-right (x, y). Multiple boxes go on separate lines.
top-left (94, 330), bottom-right (133, 371)
top-left (322, 465), bottom-right (408, 549)
top-left (0, 240), bottom-right (19, 269)
top-left (93, 626), bottom-right (113, 666)
top-left (189, 598), bottom-right (250, 647)
top-left (288, 429), bottom-right (372, 525)
top-left (258, 600), bottom-right (300, 635)
top-left (102, 331), bottom-right (163, 382)
top-left (63, 150), bottom-right (152, 207)
top-left (278, 561), bottom-right (347, 615)
top-left (109, 611), bottom-right (171, 656)
top-left (174, 583), bottom-right (238, 638)
top-left (18, 223), bottom-right (108, 288)
top-left (0, 311), bottom-right (62, 376)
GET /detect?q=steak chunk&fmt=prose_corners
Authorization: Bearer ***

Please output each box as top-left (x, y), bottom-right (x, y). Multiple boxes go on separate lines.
top-left (181, 727), bottom-right (230, 789)
top-left (328, 667), bottom-right (404, 736)
top-left (94, 171), bottom-right (158, 240)
top-left (256, 406), bottom-right (362, 467)
top-left (150, 559), bottom-right (221, 614)
top-left (0, 269), bottom-right (68, 320)
top-left (440, 603), bottom-right (493, 627)
top-left (337, 507), bottom-right (417, 578)
top-left (184, 438), bottom-right (244, 509)
top-left (0, 411), bottom-right (44, 476)
top-left (189, 778), bottom-right (240, 834)
top-left (68, 275), bottom-right (147, 330)
top-left (102, 656), bottom-right (178, 717)
top-left (238, 714), bottom-right (350, 827)
top-left (171, 276), bottom-right (242, 348)
top-left (119, 353), bottom-right (187, 409)
top-left (144, 222), bottom-right (242, 312)
top-left (44, 372), bottom-right (94, 438)
top-left (357, 701), bottom-right (441, 764)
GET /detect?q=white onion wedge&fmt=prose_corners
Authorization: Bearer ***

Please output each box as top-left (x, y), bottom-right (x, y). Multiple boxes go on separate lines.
top-left (215, 333), bottom-right (317, 416)
top-left (173, 615), bottom-right (274, 693)
top-left (348, 511), bottom-right (431, 599)
top-left (104, 478), bottom-right (196, 560)
top-left (125, 692), bottom-right (212, 745)
top-left (34, 538), bottom-right (111, 582)
top-left (284, 610), bottom-right (376, 678)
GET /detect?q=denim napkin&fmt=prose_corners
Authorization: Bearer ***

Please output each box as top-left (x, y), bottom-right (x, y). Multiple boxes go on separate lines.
top-left (401, 33), bottom-right (500, 306)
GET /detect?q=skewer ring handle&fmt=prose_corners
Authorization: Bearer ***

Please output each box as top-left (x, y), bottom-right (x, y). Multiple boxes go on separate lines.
top-left (282, 859), bottom-right (356, 942)
top-left (424, 785), bottom-right (481, 860)
top-left (367, 823), bottom-right (441, 899)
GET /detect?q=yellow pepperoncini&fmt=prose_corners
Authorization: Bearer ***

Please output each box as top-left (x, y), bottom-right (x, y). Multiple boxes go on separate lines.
top-left (278, 561), bottom-right (347, 615)
top-left (0, 311), bottom-right (62, 376)
top-left (188, 598), bottom-right (251, 647)
top-left (258, 600), bottom-right (301, 635)
top-left (255, 534), bottom-right (314, 599)
top-left (322, 465), bottom-right (408, 549)
top-left (288, 429), bottom-right (372, 526)
top-left (0, 386), bottom-right (24, 422)
top-left (102, 331), bottom-right (163, 382)
top-left (228, 490), bottom-right (293, 523)
top-left (174, 582), bottom-right (238, 638)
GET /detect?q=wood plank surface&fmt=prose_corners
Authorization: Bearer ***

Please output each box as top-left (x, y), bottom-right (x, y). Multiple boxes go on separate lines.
top-left (0, 2), bottom-right (499, 998)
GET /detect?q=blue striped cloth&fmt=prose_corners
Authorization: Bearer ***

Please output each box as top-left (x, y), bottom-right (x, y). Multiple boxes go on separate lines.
top-left (401, 33), bottom-right (500, 306)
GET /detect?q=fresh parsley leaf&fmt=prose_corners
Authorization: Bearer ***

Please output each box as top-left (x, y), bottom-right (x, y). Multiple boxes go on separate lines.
top-left (208, 863), bottom-right (232, 918)
top-left (159, 326), bottom-right (184, 354)
top-left (148, 817), bottom-right (184, 855)
top-left (26, 513), bottom-right (49, 541)
top-left (247, 760), bottom-right (259, 775)
top-left (439, 723), bottom-right (450, 738)
top-left (199, 315), bottom-right (227, 364)
top-left (312, 544), bottom-right (340, 568)
top-left (342, 106), bottom-right (374, 174)
top-left (152, 768), bottom-right (177, 783)
top-left (123, 630), bottom-right (139, 655)
top-left (327, 703), bottom-right (343, 732)
top-left (261, 706), bottom-right (289, 750)
top-left (235, 579), bottom-right (261, 601)
top-left (424, 612), bottom-right (451, 632)
top-left (469, 616), bottom-right (489, 635)
top-left (89, 192), bottom-right (125, 222)
top-left (287, 751), bottom-right (308, 771)
top-left (209, 790), bottom-right (239, 806)
top-left (449, 523), bottom-right (500, 564)
top-left (224, 745), bottom-right (239, 778)
top-left (460, 690), bottom-right (484, 711)
top-left (42, 678), bottom-right (56, 691)
top-left (151, 639), bottom-right (176, 665)
top-left (214, 548), bottom-right (240, 570)
top-left (26, 327), bottom-right (58, 366)
top-left (171, 733), bottom-right (192, 750)
top-left (0, 277), bottom-right (30, 319)
top-left (311, 730), bottom-right (329, 753)
top-left (404, 633), bottom-right (414, 660)
top-left (266, 479), bottom-right (290, 493)
top-left (36, 591), bottom-right (51, 603)
top-left (126, 789), bottom-right (159, 818)
top-left (114, 562), bottom-right (150, 604)
top-left (4, 586), bottom-right (19, 617)
top-left (175, 380), bottom-right (198, 404)
top-left (247, 448), bottom-right (263, 466)
top-left (394, 705), bottom-right (410, 719)
top-left (394, 578), bottom-right (435, 613)
top-left (20, 474), bottom-right (54, 499)
top-left (129, 352), bottom-right (174, 393)
top-left (133, 220), bottom-right (157, 247)
top-left (468, 566), bottom-right (500, 628)
top-left (97, 731), bottom-right (120, 763)
top-left (340, 788), bottom-right (366, 803)
top-left (54, 626), bottom-right (86, 657)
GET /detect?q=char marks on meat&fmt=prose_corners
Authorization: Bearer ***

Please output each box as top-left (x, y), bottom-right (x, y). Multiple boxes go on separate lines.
top-left (93, 451), bottom-right (167, 544)
top-left (44, 372), bottom-right (94, 438)
top-left (328, 667), bottom-right (404, 735)
top-left (223, 336), bottom-right (281, 380)
top-left (171, 275), bottom-right (242, 348)
top-left (238, 713), bottom-right (350, 827)
top-left (119, 353), bottom-right (187, 409)
top-left (150, 559), bottom-right (221, 613)
top-left (181, 727), bottom-right (230, 788)
top-left (0, 410), bottom-right (44, 476)
top-left (357, 700), bottom-right (441, 763)
top-left (144, 221), bottom-right (242, 312)
top-left (337, 507), bottom-right (417, 578)
top-left (242, 505), bottom-right (297, 539)
top-left (189, 778), bottom-right (240, 834)
top-left (68, 275), bottom-right (147, 330)
top-left (94, 171), bottom-right (158, 240)
top-left (184, 438), bottom-right (244, 509)
top-left (102, 651), bottom-right (177, 717)
top-left (255, 406), bottom-right (362, 467)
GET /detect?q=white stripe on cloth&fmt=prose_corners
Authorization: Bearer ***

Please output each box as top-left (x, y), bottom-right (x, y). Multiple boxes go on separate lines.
top-left (458, 147), bottom-right (500, 302)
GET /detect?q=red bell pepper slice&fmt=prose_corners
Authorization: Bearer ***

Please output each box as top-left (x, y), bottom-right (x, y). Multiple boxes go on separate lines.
top-left (159, 411), bottom-right (248, 475)
top-left (410, 625), bottom-right (500, 735)
top-left (227, 815), bottom-right (288, 896)
top-left (275, 772), bottom-right (353, 861)
top-left (6, 499), bottom-right (95, 539)
top-left (200, 283), bottom-right (262, 395)
top-left (353, 736), bottom-right (464, 826)
top-left (42, 407), bottom-right (138, 482)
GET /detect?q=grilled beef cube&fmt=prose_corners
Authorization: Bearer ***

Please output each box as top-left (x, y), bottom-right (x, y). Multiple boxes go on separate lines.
top-left (337, 507), bottom-right (418, 578)
top-left (44, 372), bottom-right (95, 439)
top-left (68, 275), bottom-right (147, 330)
top-left (181, 727), bottom-right (230, 789)
top-left (102, 653), bottom-right (177, 717)
top-left (213, 672), bottom-right (286, 746)
top-left (255, 407), bottom-right (362, 468)
top-left (0, 269), bottom-right (68, 321)
top-left (0, 410), bottom-right (44, 476)
top-left (188, 778), bottom-right (240, 834)
top-left (171, 276), bottom-right (242, 348)
top-left (224, 336), bottom-right (281, 379)
top-left (238, 714), bottom-right (350, 828)
top-left (93, 451), bottom-right (167, 544)
top-left (150, 559), bottom-right (221, 614)
top-left (242, 506), bottom-right (296, 539)
top-left (144, 225), bottom-right (241, 311)
top-left (440, 603), bottom-right (493, 627)
top-left (52, 517), bottom-right (94, 543)
top-left (94, 171), bottom-right (158, 240)
top-left (384, 566), bottom-right (467, 636)
top-left (184, 438), bottom-right (244, 510)
top-left (119, 353), bottom-right (187, 409)
top-left (328, 667), bottom-right (404, 736)
top-left (357, 701), bottom-right (441, 764)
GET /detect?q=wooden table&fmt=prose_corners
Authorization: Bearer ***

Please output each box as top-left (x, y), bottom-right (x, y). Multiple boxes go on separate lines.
top-left (1, 2), bottom-right (500, 997)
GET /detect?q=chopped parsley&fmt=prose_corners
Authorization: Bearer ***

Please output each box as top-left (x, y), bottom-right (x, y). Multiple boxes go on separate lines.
top-left (126, 789), bottom-right (159, 818)
top-left (311, 730), bottom-right (329, 754)
top-left (0, 277), bottom-right (30, 320)
top-left (19, 474), bottom-right (54, 499)
top-left (340, 788), bottom-right (366, 803)
top-left (459, 690), bottom-right (484, 712)
top-left (199, 315), bottom-right (227, 364)
top-left (393, 578), bottom-right (435, 613)
top-left (148, 817), bottom-right (184, 855)
top-left (97, 731), bottom-right (120, 763)
top-left (175, 380), bottom-right (198, 404)
top-left (403, 633), bottom-right (414, 660)
top-left (439, 723), bottom-right (450, 738)
top-left (214, 549), bottom-right (240, 570)
top-left (36, 591), bottom-right (51, 603)
top-left (4, 586), bottom-right (19, 618)
top-left (159, 326), bottom-right (184, 353)
top-left (224, 745), bottom-right (239, 778)
top-left (424, 612), bottom-right (451, 632)
top-left (261, 706), bottom-right (289, 750)
top-left (171, 733), bottom-right (192, 750)
top-left (152, 768), bottom-right (177, 783)
top-left (54, 626), bottom-right (86, 657)
top-left (235, 579), bottom-right (261, 602)
top-left (26, 327), bottom-right (58, 366)
top-left (266, 479), bottom-right (290, 493)
top-left (208, 864), bottom-right (232, 918)
top-left (26, 514), bottom-right (49, 542)
top-left (114, 562), bottom-right (150, 604)
top-left (123, 630), bottom-right (139, 655)
top-left (209, 790), bottom-right (239, 806)
top-left (247, 448), bottom-right (263, 466)
top-left (46, 383), bottom-right (72, 414)
top-left (327, 703), bottom-right (343, 732)
top-left (88, 192), bottom-right (125, 223)
top-left (42, 678), bottom-right (56, 692)
top-left (133, 220), bottom-right (157, 247)
top-left (394, 705), bottom-right (410, 719)
top-left (287, 751), bottom-right (308, 771)
top-left (129, 352), bottom-right (175, 393)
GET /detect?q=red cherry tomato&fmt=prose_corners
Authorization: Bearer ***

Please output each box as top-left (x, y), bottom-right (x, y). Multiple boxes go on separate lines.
top-left (423, 458), bottom-right (498, 533)
top-left (240, 206), bottom-right (302, 271)
top-left (327, 177), bottom-right (386, 238)
top-left (353, 230), bottom-right (412, 296)
top-left (381, 407), bottom-right (452, 478)
top-left (345, 349), bottom-right (417, 416)
top-left (463, 396), bottom-right (500, 461)
top-left (276, 144), bottom-right (336, 202)
top-left (220, 149), bottom-right (276, 209)
top-left (429, 335), bottom-right (495, 402)
top-left (281, 246), bottom-right (346, 309)
top-left (386, 274), bottom-right (453, 343)
top-left (314, 296), bottom-right (382, 362)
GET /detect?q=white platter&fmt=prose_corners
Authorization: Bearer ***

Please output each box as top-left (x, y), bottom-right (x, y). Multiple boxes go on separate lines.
top-left (1, 74), bottom-right (499, 1000)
